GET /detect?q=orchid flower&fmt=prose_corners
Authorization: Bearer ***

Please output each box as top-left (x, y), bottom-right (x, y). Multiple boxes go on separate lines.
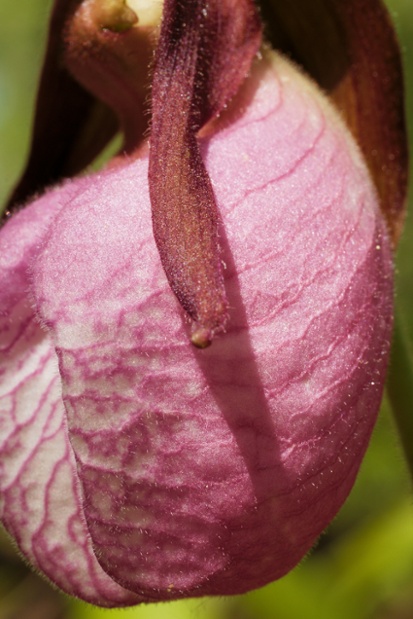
top-left (0, 0), bottom-right (408, 608)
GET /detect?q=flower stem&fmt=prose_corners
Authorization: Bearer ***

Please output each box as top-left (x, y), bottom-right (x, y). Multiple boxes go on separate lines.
top-left (387, 310), bottom-right (413, 483)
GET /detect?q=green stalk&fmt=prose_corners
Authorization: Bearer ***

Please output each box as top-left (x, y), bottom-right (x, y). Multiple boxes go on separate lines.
top-left (386, 310), bottom-right (413, 483)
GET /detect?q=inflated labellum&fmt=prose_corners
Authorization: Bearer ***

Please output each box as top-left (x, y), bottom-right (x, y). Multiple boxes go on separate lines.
top-left (0, 0), bottom-right (408, 608)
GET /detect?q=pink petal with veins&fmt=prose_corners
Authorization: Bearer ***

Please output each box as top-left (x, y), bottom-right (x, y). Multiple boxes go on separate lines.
top-left (0, 185), bottom-right (141, 606)
top-left (1, 53), bottom-right (393, 603)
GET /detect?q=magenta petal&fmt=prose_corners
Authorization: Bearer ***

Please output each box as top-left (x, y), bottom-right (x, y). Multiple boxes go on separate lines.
top-left (31, 55), bottom-right (393, 599)
top-left (0, 186), bottom-right (141, 606)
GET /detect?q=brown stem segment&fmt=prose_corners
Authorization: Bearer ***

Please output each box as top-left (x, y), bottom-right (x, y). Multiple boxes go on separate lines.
top-left (149, 0), bottom-right (262, 348)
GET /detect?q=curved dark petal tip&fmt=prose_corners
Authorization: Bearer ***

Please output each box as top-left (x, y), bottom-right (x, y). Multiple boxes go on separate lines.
top-left (260, 0), bottom-right (408, 245)
top-left (190, 300), bottom-right (229, 348)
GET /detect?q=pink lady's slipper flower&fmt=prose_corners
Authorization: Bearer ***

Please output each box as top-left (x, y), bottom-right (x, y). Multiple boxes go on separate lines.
top-left (0, 0), bottom-right (408, 607)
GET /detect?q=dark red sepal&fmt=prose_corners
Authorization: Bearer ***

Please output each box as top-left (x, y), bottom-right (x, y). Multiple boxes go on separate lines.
top-left (149, 0), bottom-right (262, 347)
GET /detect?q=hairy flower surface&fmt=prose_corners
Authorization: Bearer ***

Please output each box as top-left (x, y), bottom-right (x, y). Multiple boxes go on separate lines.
top-left (0, 50), bottom-right (393, 605)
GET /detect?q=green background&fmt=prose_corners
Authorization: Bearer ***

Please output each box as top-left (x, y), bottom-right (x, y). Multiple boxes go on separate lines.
top-left (0, 1), bottom-right (412, 618)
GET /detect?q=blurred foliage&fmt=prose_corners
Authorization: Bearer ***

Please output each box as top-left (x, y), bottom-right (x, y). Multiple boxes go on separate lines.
top-left (0, 0), bottom-right (412, 618)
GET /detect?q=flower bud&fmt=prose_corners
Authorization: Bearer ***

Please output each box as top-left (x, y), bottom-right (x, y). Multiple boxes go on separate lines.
top-left (0, 46), bottom-right (393, 605)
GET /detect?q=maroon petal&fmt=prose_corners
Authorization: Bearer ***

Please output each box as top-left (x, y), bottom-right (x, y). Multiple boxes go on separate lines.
top-left (149, 0), bottom-right (262, 347)
top-left (261, 0), bottom-right (408, 243)
top-left (6, 0), bottom-right (118, 211)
